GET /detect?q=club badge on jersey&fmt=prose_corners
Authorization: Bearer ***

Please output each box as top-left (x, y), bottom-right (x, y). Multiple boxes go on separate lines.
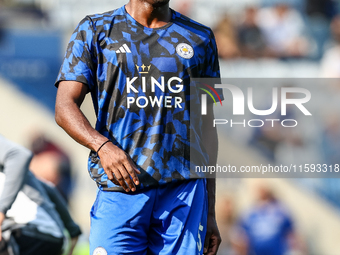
top-left (93, 247), bottom-right (107, 255)
top-left (176, 43), bottom-right (195, 59)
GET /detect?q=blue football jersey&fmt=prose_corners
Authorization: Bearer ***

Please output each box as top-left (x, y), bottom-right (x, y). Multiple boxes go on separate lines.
top-left (56, 6), bottom-right (221, 191)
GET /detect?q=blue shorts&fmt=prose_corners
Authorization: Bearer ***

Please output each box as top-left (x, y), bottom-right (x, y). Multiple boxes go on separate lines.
top-left (89, 179), bottom-right (208, 255)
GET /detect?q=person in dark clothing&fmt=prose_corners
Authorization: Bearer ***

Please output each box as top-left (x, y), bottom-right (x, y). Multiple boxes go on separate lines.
top-left (0, 135), bottom-right (81, 255)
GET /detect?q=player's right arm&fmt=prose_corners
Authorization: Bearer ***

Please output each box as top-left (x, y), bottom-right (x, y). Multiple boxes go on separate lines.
top-left (55, 81), bottom-right (140, 192)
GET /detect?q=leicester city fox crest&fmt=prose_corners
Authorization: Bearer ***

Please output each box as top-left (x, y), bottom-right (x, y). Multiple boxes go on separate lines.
top-left (93, 247), bottom-right (107, 255)
top-left (176, 43), bottom-right (194, 59)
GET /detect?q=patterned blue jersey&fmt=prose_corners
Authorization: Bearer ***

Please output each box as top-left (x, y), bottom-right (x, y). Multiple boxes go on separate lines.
top-left (56, 6), bottom-right (221, 191)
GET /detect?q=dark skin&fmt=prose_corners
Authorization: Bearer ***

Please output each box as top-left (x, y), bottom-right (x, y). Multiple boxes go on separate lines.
top-left (201, 107), bottom-right (222, 255)
top-left (55, 0), bottom-right (221, 254)
top-left (125, 0), bottom-right (171, 28)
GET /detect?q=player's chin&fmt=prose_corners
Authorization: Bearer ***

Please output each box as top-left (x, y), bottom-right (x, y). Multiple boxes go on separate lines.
top-left (151, 0), bottom-right (170, 7)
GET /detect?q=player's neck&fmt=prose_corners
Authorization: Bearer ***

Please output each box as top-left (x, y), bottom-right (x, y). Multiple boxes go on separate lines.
top-left (125, 0), bottom-right (171, 29)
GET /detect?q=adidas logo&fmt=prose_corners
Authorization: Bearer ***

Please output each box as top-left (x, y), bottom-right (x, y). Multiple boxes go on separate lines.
top-left (116, 44), bottom-right (131, 54)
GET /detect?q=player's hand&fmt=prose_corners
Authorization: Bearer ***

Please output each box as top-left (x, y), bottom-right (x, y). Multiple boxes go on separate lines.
top-left (204, 214), bottom-right (221, 255)
top-left (98, 142), bottom-right (140, 192)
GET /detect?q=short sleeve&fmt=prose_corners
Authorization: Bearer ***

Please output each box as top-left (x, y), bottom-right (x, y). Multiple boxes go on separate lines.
top-left (203, 31), bottom-right (220, 79)
top-left (55, 16), bottom-right (96, 90)
top-left (202, 30), bottom-right (224, 104)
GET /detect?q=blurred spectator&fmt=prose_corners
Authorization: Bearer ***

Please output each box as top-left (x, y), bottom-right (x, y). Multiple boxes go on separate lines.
top-left (0, 17), bottom-right (3, 43)
top-left (257, 3), bottom-right (311, 59)
top-left (237, 7), bottom-right (268, 59)
top-left (317, 113), bottom-right (340, 207)
top-left (0, 1), bottom-right (48, 29)
top-left (250, 106), bottom-right (289, 160)
top-left (329, 14), bottom-right (340, 44)
top-left (218, 197), bottom-right (246, 255)
top-left (0, 0), bottom-right (4, 44)
top-left (239, 184), bottom-right (306, 255)
top-left (0, 135), bottom-right (81, 255)
top-left (174, 0), bottom-right (193, 17)
top-left (249, 87), bottom-right (303, 162)
top-left (306, 0), bottom-right (338, 20)
top-left (321, 113), bottom-right (340, 166)
top-left (29, 133), bottom-right (73, 203)
top-left (321, 15), bottom-right (340, 77)
top-left (214, 16), bottom-right (240, 59)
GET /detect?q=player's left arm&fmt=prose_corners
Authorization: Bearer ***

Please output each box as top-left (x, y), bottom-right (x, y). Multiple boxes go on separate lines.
top-left (201, 104), bottom-right (221, 255)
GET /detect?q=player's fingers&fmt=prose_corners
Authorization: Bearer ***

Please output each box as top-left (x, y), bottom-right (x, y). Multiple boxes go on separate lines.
top-left (105, 168), bottom-right (115, 181)
top-left (206, 235), bottom-right (221, 255)
top-left (119, 166), bottom-right (137, 192)
top-left (112, 168), bottom-right (130, 192)
top-left (206, 245), bottom-right (217, 255)
top-left (105, 168), bottom-right (120, 186)
top-left (204, 231), bottom-right (212, 254)
top-left (123, 160), bottom-right (140, 186)
top-left (124, 155), bottom-right (141, 174)
top-left (110, 174), bottom-right (120, 186)
top-left (129, 158), bottom-right (141, 174)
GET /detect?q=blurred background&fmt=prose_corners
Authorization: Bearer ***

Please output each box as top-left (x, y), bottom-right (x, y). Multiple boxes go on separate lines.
top-left (0, 0), bottom-right (340, 254)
